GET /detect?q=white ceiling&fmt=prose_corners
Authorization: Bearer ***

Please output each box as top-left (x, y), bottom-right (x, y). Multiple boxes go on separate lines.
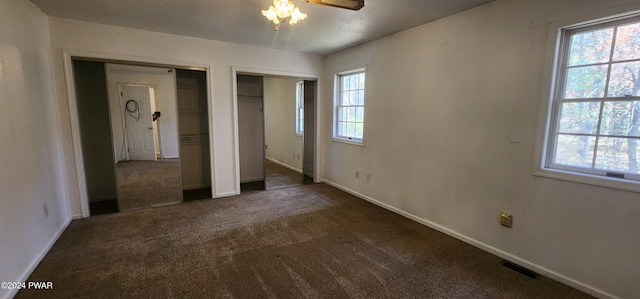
top-left (30, 0), bottom-right (494, 56)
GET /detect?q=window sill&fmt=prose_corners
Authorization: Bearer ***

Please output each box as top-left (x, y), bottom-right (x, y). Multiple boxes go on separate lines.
top-left (295, 133), bottom-right (303, 137)
top-left (533, 168), bottom-right (640, 193)
top-left (332, 137), bottom-right (364, 147)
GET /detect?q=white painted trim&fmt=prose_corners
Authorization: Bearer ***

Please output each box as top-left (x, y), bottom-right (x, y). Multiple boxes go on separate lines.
top-left (231, 68), bottom-right (241, 195)
top-left (62, 51), bottom-right (91, 218)
top-left (62, 49), bottom-right (215, 218)
top-left (215, 191), bottom-right (237, 198)
top-left (72, 213), bottom-right (83, 220)
top-left (3, 217), bottom-right (71, 299)
top-left (320, 178), bottom-right (616, 299)
top-left (266, 157), bottom-right (302, 173)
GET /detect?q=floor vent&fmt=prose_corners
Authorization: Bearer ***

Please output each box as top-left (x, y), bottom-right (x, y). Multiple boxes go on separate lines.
top-left (501, 260), bottom-right (539, 279)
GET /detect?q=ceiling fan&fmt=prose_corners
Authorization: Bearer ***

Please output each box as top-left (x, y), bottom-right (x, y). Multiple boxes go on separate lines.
top-left (262, 0), bottom-right (364, 30)
top-left (306, 0), bottom-right (364, 10)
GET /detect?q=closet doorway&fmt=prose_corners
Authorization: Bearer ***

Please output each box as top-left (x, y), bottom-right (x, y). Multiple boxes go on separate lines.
top-left (236, 73), bottom-right (316, 192)
top-left (71, 59), bottom-right (212, 215)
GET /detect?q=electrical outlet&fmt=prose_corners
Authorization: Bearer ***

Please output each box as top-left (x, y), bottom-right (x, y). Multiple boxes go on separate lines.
top-left (355, 170), bottom-right (360, 178)
top-left (43, 204), bottom-right (49, 218)
top-left (366, 174), bottom-right (371, 182)
top-left (500, 212), bottom-right (512, 228)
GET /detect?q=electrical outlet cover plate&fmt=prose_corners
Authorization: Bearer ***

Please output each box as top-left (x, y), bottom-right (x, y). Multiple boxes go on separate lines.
top-left (500, 212), bottom-right (512, 227)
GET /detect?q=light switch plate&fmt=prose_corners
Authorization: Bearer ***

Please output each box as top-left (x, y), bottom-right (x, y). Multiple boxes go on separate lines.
top-left (509, 129), bottom-right (522, 143)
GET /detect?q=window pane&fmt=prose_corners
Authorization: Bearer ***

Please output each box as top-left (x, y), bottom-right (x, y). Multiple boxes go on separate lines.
top-left (356, 107), bottom-right (364, 122)
top-left (346, 107), bottom-right (356, 122)
top-left (607, 61), bottom-right (640, 97)
top-left (595, 137), bottom-right (640, 173)
top-left (554, 134), bottom-right (596, 167)
top-left (358, 90), bottom-right (365, 105)
top-left (600, 101), bottom-right (640, 137)
top-left (346, 122), bottom-right (356, 138)
top-left (337, 107), bottom-right (346, 122)
top-left (558, 101), bottom-right (601, 134)
top-left (568, 28), bottom-right (614, 66)
top-left (564, 65), bottom-right (608, 98)
top-left (341, 91), bottom-right (350, 105)
top-left (613, 22), bottom-right (640, 62)
top-left (355, 123), bottom-right (364, 139)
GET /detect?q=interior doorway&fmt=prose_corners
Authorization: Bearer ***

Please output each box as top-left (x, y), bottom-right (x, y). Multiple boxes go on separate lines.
top-left (236, 73), bottom-right (317, 193)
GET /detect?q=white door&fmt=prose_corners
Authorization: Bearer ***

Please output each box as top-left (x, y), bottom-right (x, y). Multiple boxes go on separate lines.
top-left (120, 85), bottom-right (157, 161)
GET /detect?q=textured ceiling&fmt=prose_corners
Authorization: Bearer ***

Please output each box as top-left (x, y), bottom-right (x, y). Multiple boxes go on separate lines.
top-left (30, 0), bottom-right (494, 55)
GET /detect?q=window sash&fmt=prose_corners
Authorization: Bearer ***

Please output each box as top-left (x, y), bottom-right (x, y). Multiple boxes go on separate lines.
top-left (335, 71), bottom-right (365, 142)
top-left (546, 16), bottom-right (640, 181)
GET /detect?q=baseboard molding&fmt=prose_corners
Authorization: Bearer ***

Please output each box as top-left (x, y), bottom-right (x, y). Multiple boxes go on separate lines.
top-left (266, 157), bottom-right (302, 173)
top-left (320, 179), bottom-right (614, 299)
top-left (215, 191), bottom-right (238, 198)
top-left (72, 213), bottom-right (83, 219)
top-left (3, 217), bottom-right (71, 299)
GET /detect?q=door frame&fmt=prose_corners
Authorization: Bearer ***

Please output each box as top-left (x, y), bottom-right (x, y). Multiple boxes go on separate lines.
top-left (62, 50), bottom-right (214, 218)
top-left (232, 67), bottom-right (320, 194)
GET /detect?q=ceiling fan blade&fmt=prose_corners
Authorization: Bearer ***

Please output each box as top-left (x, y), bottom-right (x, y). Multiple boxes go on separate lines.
top-left (306, 0), bottom-right (364, 11)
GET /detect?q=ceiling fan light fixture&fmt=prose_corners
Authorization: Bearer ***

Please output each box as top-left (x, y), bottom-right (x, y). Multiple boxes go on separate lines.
top-left (262, 0), bottom-right (307, 30)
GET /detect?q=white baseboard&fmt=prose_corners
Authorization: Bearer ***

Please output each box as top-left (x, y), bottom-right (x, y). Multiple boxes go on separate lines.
top-left (3, 217), bottom-right (71, 299)
top-left (72, 213), bottom-right (83, 219)
top-left (215, 191), bottom-right (238, 198)
top-left (320, 179), bottom-right (614, 299)
top-left (266, 157), bottom-right (302, 173)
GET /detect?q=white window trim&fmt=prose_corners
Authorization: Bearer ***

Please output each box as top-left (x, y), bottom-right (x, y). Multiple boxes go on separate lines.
top-left (332, 66), bottom-right (367, 145)
top-left (295, 81), bottom-right (303, 136)
top-left (534, 11), bottom-right (640, 193)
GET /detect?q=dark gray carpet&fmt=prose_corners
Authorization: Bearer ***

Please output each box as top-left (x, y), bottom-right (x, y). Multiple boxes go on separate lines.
top-left (17, 184), bottom-right (592, 298)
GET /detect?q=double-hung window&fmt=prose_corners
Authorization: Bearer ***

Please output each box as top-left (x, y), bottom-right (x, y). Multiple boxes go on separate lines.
top-left (334, 69), bottom-right (365, 143)
top-left (296, 81), bottom-right (304, 135)
top-left (545, 15), bottom-right (640, 182)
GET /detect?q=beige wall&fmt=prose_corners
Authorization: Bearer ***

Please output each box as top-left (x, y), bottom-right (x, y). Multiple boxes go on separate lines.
top-left (322, 0), bottom-right (640, 297)
top-left (0, 1), bottom-right (70, 298)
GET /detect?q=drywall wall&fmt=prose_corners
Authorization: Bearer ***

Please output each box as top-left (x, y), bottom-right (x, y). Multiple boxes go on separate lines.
top-left (105, 64), bottom-right (180, 162)
top-left (264, 77), bottom-right (303, 172)
top-left (0, 1), bottom-right (70, 298)
top-left (47, 17), bottom-right (323, 216)
top-left (322, 0), bottom-right (640, 297)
